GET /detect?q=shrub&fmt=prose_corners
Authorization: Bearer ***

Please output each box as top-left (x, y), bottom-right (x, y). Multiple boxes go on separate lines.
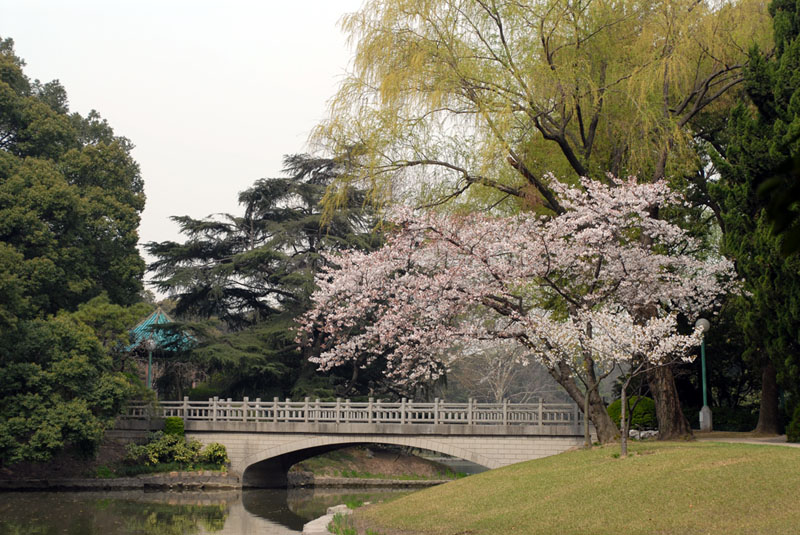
top-left (95, 465), bottom-right (115, 479)
top-left (125, 431), bottom-right (202, 466)
top-left (164, 417), bottom-right (185, 436)
top-left (199, 442), bottom-right (229, 466)
top-left (709, 405), bottom-right (759, 432)
top-left (607, 396), bottom-right (657, 430)
top-left (788, 405), bottom-right (800, 443)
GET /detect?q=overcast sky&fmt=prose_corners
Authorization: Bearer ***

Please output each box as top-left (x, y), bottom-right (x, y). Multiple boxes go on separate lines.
top-left (0, 0), bottom-right (363, 285)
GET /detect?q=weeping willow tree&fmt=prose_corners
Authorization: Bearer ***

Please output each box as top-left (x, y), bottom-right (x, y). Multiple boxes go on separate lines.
top-left (318, 0), bottom-right (770, 211)
top-left (313, 0), bottom-right (771, 438)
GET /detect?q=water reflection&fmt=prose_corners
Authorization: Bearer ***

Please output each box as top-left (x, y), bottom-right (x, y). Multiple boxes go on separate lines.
top-left (0, 487), bottom-right (414, 535)
top-left (0, 491), bottom-right (231, 535)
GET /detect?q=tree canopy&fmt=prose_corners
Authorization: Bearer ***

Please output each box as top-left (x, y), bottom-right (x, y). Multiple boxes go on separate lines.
top-left (300, 177), bottom-right (737, 442)
top-left (315, 0), bottom-right (771, 212)
top-left (309, 0), bottom-right (768, 437)
top-left (706, 0), bottom-right (800, 433)
top-left (146, 154), bottom-right (383, 399)
top-left (0, 37), bottom-right (147, 464)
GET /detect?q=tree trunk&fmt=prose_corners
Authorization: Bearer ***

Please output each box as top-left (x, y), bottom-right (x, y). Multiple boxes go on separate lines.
top-left (549, 362), bottom-right (619, 443)
top-left (755, 360), bottom-right (780, 434)
top-left (647, 365), bottom-right (692, 439)
top-left (586, 387), bottom-right (619, 444)
top-left (620, 384), bottom-right (629, 457)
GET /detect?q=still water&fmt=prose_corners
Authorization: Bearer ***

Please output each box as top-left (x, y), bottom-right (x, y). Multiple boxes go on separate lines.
top-left (0, 487), bottom-right (413, 535)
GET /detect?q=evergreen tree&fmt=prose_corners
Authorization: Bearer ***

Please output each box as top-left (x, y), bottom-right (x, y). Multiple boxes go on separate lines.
top-left (708, 0), bottom-right (800, 434)
top-left (0, 37), bottom-right (147, 464)
top-left (146, 154), bottom-right (382, 399)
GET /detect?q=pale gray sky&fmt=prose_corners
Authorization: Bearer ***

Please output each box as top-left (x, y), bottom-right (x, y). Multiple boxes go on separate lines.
top-left (0, 0), bottom-right (363, 283)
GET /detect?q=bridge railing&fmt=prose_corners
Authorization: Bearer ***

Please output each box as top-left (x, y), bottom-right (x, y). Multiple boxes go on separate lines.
top-left (122, 397), bottom-right (584, 427)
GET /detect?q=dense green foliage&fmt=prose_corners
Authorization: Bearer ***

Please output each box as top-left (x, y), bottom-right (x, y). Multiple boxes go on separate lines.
top-left (711, 405), bottom-right (760, 432)
top-left (788, 404), bottom-right (800, 442)
top-left (147, 155), bottom-right (383, 399)
top-left (124, 430), bottom-right (229, 467)
top-left (706, 0), bottom-right (800, 429)
top-left (751, 0), bottom-right (800, 253)
top-left (606, 397), bottom-right (657, 430)
top-left (198, 442), bottom-right (229, 465)
top-left (0, 38), bottom-right (148, 464)
top-left (163, 416), bottom-right (185, 436)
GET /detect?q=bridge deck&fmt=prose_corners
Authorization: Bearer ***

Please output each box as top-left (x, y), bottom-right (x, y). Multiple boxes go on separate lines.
top-left (122, 397), bottom-right (585, 433)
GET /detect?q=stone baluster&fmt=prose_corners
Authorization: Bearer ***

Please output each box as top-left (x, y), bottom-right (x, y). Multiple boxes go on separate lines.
top-left (538, 398), bottom-right (544, 427)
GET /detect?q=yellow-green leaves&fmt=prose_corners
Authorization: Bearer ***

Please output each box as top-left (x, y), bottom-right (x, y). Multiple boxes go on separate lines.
top-left (315, 0), bottom-right (772, 213)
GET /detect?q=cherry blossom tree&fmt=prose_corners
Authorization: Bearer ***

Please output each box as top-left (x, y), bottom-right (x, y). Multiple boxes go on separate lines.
top-left (298, 176), bottom-right (737, 443)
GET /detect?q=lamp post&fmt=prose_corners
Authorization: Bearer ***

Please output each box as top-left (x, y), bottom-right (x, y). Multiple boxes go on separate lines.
top-left (144, 338), bottom-right (156, 390)
top-left (695, 318), bottom-right (712, 431)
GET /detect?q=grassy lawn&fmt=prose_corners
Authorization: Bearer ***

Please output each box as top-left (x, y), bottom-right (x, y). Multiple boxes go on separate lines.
top-left (352, 441), bottom-right (800, 535)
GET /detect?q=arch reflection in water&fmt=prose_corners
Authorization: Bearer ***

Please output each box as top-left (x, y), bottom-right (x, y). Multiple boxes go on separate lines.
top-left (0, 487), bottom-right (414, 535)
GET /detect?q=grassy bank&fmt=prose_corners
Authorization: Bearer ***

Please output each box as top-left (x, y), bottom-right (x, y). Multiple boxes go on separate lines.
top-left (350, 441), bottom-right (800, 535)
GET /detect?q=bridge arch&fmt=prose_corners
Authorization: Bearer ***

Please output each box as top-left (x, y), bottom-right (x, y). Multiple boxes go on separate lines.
top-left (241, 435), bottom-right (495, 488)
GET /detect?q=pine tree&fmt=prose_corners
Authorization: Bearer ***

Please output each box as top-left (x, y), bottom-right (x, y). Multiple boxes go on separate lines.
top-left (146, 155), bottom-right (382, 399)
top-left (709, 0), bottom-right (800, 434)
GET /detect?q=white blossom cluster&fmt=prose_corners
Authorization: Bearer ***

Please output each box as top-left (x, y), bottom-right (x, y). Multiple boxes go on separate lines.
top-left (297, 176), bottom-right (737, 388)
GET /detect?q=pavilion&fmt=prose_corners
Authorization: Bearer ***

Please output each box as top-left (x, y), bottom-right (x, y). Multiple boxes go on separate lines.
top-left (128, 307), bottom-right (194, 389)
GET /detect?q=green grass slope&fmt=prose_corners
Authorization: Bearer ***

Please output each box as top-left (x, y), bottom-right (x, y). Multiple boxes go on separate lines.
top-left (354, 441), bottom-right (800, 535)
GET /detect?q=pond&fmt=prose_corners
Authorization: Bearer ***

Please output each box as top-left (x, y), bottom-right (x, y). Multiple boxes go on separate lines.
top-left (0, 487), bottom-right (414, 535)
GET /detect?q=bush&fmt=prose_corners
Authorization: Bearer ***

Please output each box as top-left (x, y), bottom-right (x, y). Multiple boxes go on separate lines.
top-left (199, 442), bottom-right (229, 465)
top-left (682, 405), bottom-right (760, 432)
top-left (607, 396), bottom-right (657, 430)
top-left (709, 405), bottom-right (759, 432)
top-left (125, 431), bottom-right (201, 466)
top-left (164, 417), bottom-right (185, 436)
top-left (124, 432), bottom-right (229, 470)
top-left (788, 405), bottom-right (800, 443)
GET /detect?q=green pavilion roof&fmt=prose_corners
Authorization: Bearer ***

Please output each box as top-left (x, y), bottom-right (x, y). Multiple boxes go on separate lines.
top-left (128, 307), bottom-right (194, 351)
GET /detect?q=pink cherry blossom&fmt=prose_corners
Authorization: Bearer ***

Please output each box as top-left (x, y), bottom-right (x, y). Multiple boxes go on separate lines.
top-left (298, 176), bottom-right (737, 429)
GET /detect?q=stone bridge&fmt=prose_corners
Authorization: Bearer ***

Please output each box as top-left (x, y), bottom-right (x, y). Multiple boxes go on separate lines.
top-left (119, 397), bottom-right (589, 487)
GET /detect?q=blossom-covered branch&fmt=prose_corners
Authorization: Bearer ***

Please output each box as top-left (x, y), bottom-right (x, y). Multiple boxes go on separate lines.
top-left (298, 176), bottom-right (737, 441)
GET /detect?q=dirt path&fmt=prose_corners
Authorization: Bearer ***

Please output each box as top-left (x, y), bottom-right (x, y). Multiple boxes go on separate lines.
top-left (695, 432), bottom-right (800, 448)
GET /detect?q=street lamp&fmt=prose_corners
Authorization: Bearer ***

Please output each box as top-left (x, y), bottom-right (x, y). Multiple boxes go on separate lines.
top-left (695, 318), bottom-right (712, 431)
top-left (144, 338), bottom-right (157, 390)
